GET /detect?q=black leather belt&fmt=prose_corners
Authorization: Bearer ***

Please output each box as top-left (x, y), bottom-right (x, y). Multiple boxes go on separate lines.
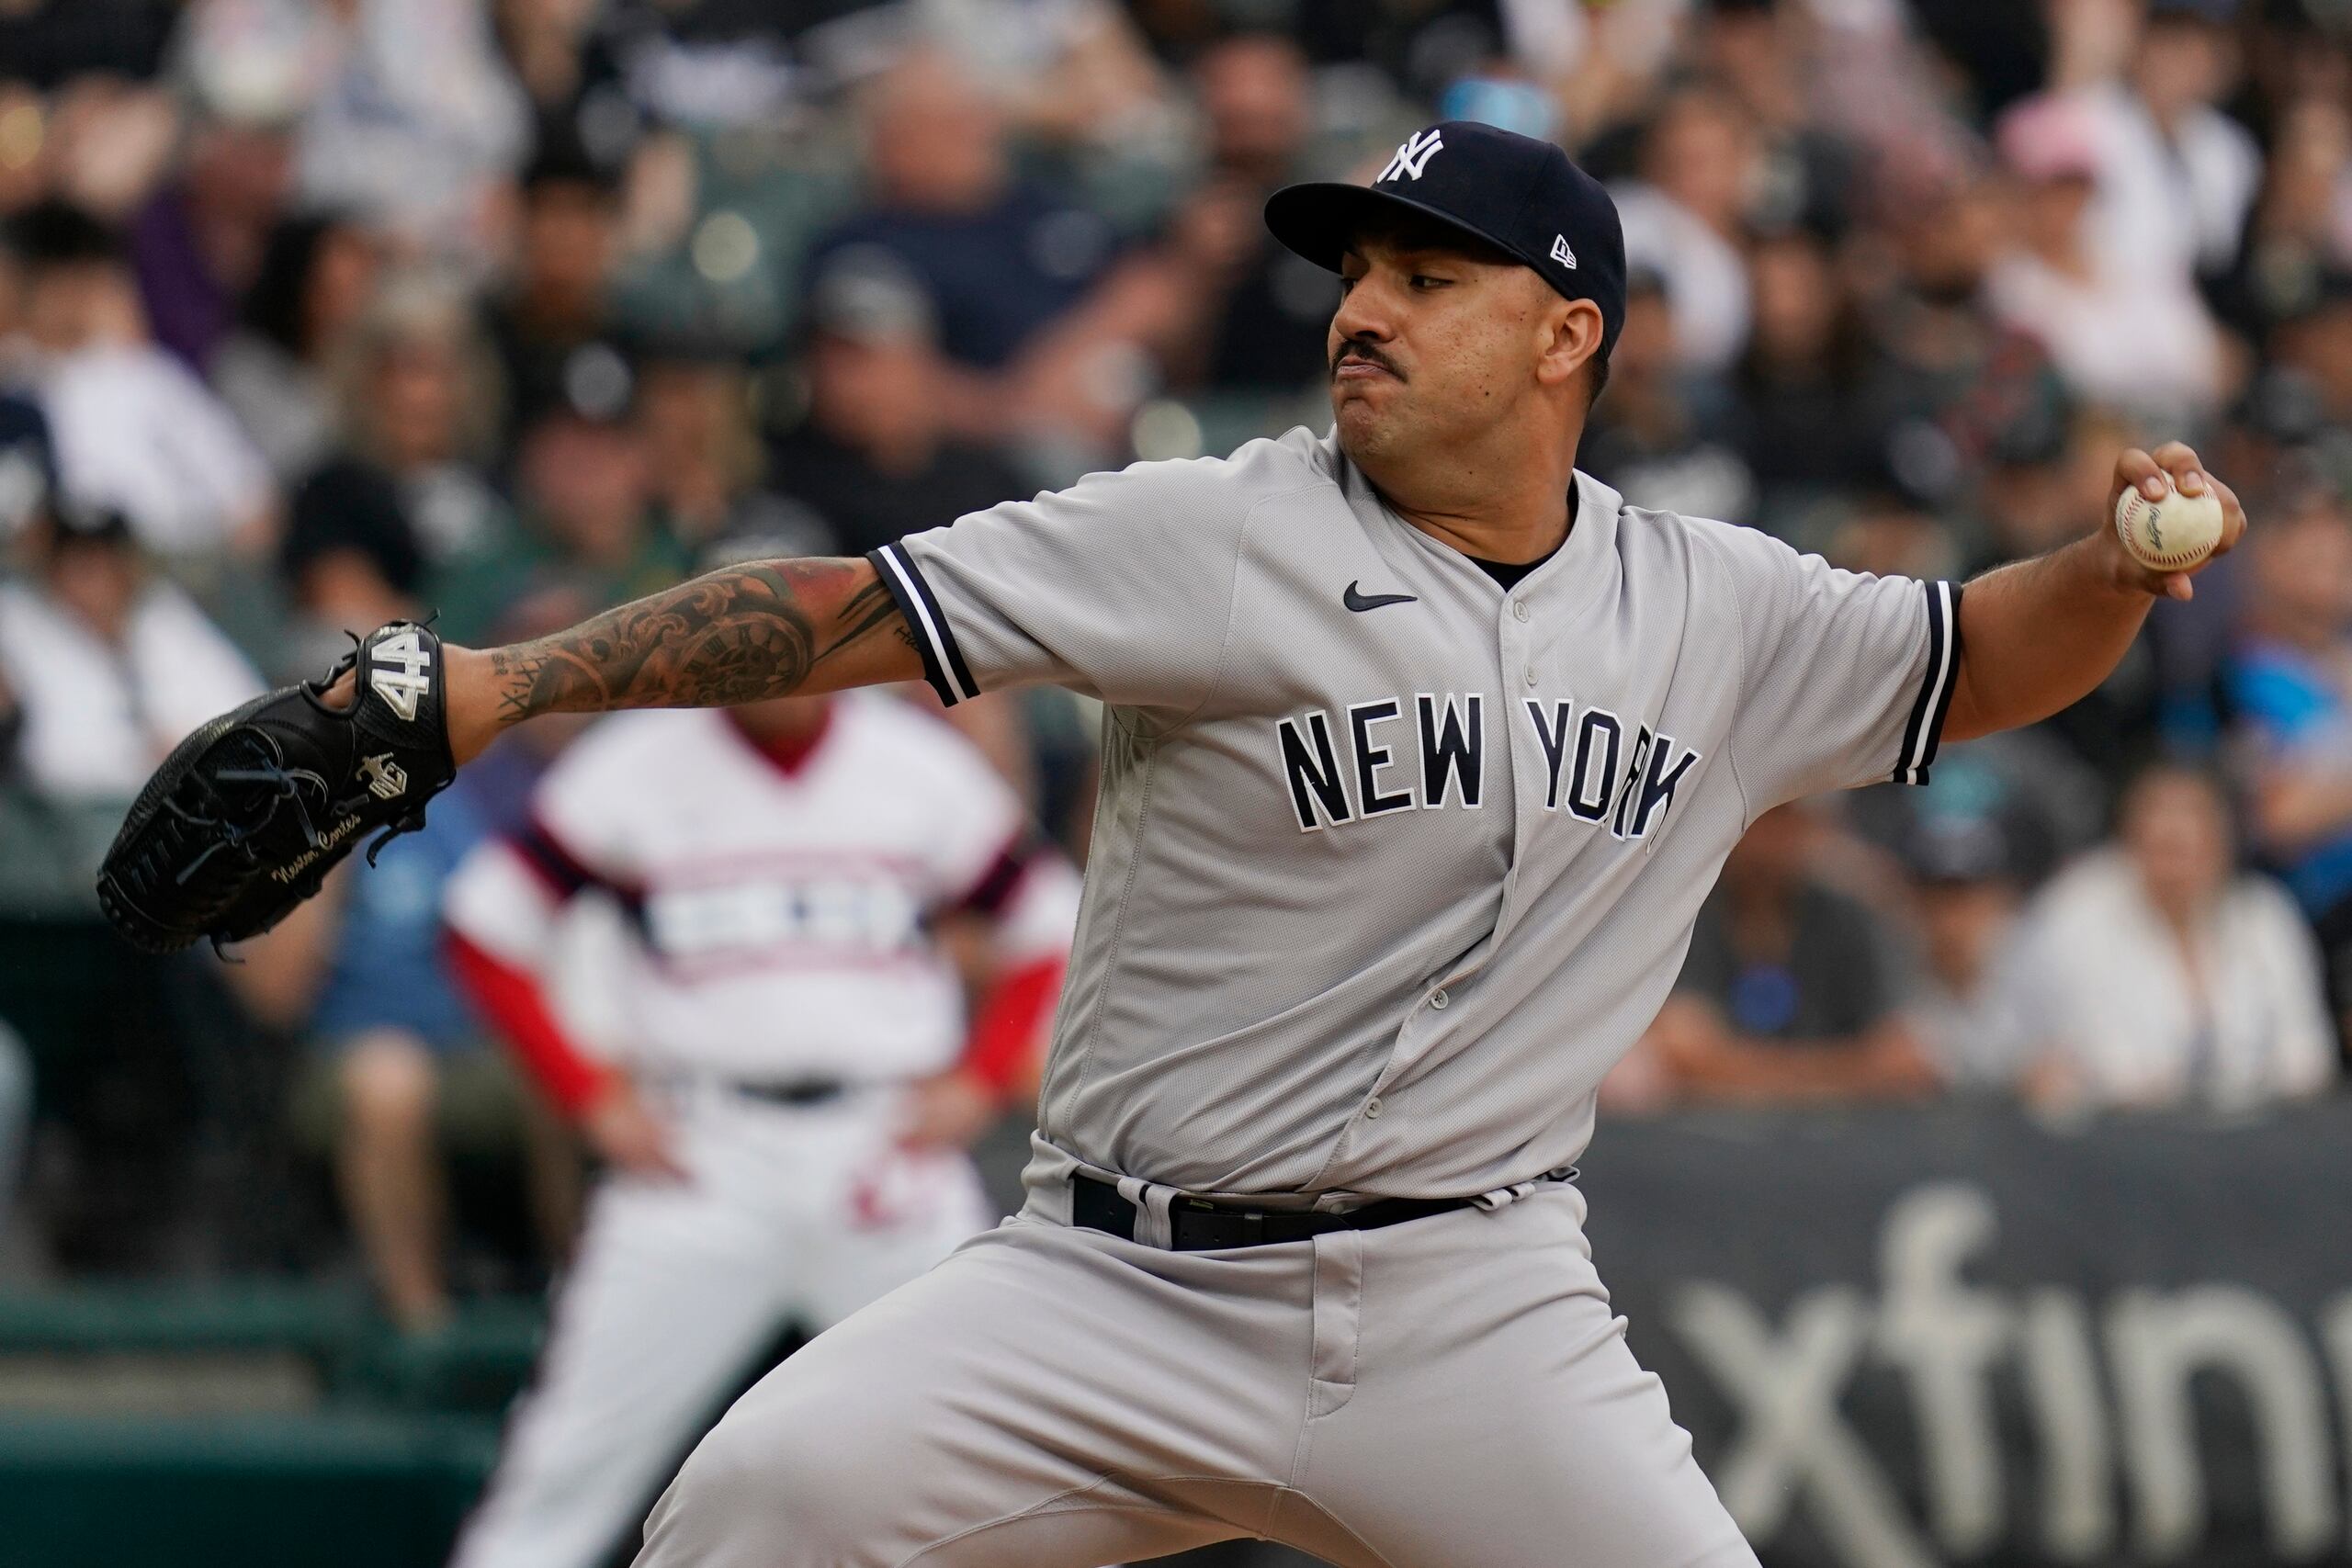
top-left (1071, 1173), bottom-right (1476, 1251)
top-left (731, 1077), bottom-right (848, 1108)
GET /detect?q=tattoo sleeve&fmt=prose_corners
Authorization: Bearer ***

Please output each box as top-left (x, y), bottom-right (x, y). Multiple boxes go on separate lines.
top-left (483, 558), bottom-right (917, 726)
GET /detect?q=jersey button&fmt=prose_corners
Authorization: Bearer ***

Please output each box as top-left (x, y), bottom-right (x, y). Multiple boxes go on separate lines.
top-left (1363, 1097), bottom-right (1385, 1120)
top-left (1429, 988), bottom-right (1450, 1010)
top-left (1512, 600), bottom-right (1530, 622)
top-left (1523, 664), bottom-right (1539, 686)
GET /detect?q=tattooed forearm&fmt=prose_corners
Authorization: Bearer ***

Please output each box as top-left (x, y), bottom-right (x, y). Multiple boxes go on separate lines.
top-left (483, 558), bottom-right (911, 726)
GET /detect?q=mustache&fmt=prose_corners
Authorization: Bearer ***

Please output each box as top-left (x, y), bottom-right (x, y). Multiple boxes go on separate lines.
top-left (1331, 340), bottom-right (1402, 380)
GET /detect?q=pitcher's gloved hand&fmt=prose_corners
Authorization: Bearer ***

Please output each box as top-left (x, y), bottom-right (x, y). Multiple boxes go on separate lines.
top-left (96, 622), bottom-right (455, 953)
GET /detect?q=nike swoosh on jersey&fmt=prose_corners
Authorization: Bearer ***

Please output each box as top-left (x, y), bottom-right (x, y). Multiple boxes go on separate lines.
top-left (1343, 581), bottom-right (1419, 612)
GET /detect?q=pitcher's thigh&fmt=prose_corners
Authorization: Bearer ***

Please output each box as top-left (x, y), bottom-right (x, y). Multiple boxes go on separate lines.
top-left (1303, 1207), bottom-right (1756, 1568)
top-left (637, 1223), bottom-right (1283, 1568)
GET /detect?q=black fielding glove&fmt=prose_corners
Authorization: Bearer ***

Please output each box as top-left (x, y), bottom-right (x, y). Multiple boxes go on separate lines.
top-left (96, 622), bottom-right (457, 953)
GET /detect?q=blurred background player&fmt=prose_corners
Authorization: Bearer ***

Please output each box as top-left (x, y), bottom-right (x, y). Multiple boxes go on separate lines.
top-left (436, 590), bottom-right (1077, 1568)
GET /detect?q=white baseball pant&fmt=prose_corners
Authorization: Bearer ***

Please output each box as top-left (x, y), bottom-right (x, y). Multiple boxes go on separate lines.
top-left (449, 1084), bottom-right (990, 1568)
top-left (635, 1172), bottom-right (1758, 1567)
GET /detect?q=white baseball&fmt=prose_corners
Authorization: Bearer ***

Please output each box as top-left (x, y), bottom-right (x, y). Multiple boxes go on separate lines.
top-left (2113, 476), bottom-right (2225, 573)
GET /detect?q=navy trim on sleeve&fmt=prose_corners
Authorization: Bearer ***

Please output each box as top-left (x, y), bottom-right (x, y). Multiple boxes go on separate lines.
top-left (1892, 580), bottom-right (1963, 785)
top-left (869, 543), bottom-right (978, 707)
top-left (513, 816), bottom-right (643, 912)
top-left (944, 836), bottom-right (1035, 919)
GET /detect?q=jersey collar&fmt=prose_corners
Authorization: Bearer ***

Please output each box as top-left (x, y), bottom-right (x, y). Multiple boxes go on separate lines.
top-left (724, 701), bottom-right (836, 780)
top-left (1335, 443), bottom-right (1623, 621)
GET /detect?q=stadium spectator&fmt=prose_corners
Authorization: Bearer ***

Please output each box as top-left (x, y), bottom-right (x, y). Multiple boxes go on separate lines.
top-left (295, 775), bottom-right (568, 1334)
top-left (210, 211), bottom-right (381, 483)
top-left (1729, 225), bottom-right (1881, 537)
top-left (2267, 270), bottom-right (2352, 450)
top-left (485, 135), bottom-right (626, 446)
top-left (1893, 811), bottom-right (2041, 1093)
top-left (1859, 159), bottom-right (2052, 466)
top-left (814, 49), bottom-right (1114, 377)
top-left (125, 85), bottom-right (300, 375)
top-left (2078, 0), bottom-right (2261, 288)
top-left (0, 502), bottom-right (261, 1269)
top-left (2227, 487), bottom-right (2352, 1037)
top-left (2215, 96), bottom-right (2352, 341)
top-left (3, 199), bottom-right (276, 559)
top-left (766, 260), bottom-right (1026, 560)
top-left (261, 0), bottom-right (532, 256)
top-left (1986, 92), bottom-right (2226, 423)
top-left (632, 342), bottom-right (803, 550)
top-left (1579, 268), bottom-right (1755, 524)
top-left (2011, 766), bottom-right (2336, 1110)
top-left (278, 458), bottom-right (433, 677)
top-left (1624, 802), bottom-right (1937, 1106)
top-left (334, 270), bottom-right (515, 571)
top-left (1610, 85), bottom-right (1758, 374)
top-left (432, 367), bottom-right (689, 644)
top-left (0, 503), bottom-right (261, 840)
top-left (1167, 31), bottom-right (1335, 395)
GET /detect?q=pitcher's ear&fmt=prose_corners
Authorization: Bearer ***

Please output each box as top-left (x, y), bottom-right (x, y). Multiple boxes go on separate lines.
top-left (1538, 297), bottom-right (1606, 389)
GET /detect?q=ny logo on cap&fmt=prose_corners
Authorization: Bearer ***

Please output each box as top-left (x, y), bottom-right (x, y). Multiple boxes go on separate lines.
top-left (1551, 234), bottom-right (1577, 270)
top-left (1378, 130), bottom-right (1445, 183)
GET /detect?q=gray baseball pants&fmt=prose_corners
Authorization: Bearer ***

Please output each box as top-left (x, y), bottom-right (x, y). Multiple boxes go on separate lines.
top-left (635, 1171), bottom-right (1758, 1567)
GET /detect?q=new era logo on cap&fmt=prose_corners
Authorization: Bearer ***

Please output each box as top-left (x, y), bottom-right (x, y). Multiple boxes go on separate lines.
top-left (1262, 120), bottom-right (1628, 358)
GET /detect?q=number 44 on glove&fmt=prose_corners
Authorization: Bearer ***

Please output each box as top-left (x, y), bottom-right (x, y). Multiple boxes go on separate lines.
top-left (97, 622), bottom-right (458, 954)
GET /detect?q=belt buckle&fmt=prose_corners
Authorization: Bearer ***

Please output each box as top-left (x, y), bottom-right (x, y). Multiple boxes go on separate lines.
top-left (1172, 1196), bottom-right (1267, 1250)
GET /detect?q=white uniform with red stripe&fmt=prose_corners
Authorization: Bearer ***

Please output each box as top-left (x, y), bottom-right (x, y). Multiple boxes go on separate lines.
top-left (443, 694), bottom-right (1077, 1568)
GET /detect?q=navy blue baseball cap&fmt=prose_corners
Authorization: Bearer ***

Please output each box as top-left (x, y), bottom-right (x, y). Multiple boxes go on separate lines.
top-left (1265, 121), bottom-right (1628, 357)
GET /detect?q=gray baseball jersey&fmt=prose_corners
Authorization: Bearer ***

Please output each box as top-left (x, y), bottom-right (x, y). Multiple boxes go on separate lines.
top-left (870, 424), bottom-right (1959, 1201)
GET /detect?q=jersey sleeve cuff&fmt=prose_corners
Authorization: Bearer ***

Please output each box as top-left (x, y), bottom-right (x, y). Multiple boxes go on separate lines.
top-left (868, 543), bottom-right (980, 708)
top-left (1891, 579), bottom-right (1963, 786)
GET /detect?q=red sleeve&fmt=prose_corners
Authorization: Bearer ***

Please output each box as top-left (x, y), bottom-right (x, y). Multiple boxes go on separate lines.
top-left (958, 953), bottom-right (1064, 1096)
top-left (446, 929), bottom-right (613, 1117)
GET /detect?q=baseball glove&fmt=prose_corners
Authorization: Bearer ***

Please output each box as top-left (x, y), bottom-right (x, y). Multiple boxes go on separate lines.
top-left (96, 621), bottom-right (456, 954)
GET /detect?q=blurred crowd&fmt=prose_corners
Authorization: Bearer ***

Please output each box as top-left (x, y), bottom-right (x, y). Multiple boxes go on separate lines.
top-left (2, 0), bottom-right (2352, 1293)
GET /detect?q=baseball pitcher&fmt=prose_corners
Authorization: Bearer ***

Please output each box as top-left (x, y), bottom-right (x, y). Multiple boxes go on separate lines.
top-left (99, 123), bottom-right (2246, 1566)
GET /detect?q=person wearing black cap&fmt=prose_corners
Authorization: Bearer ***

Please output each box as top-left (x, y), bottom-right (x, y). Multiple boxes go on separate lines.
top-left (199, 119), bottom-right (2246, 1565)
